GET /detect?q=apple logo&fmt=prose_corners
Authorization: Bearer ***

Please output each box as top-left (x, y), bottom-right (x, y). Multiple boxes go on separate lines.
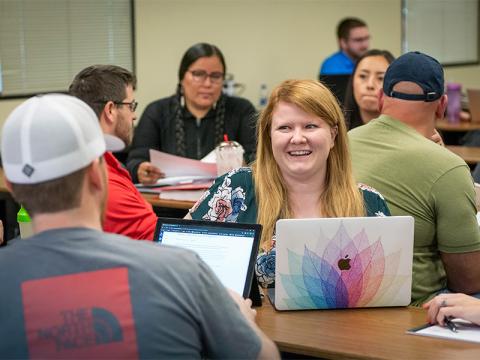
top-left (338, 255), bottom-right (351, 271)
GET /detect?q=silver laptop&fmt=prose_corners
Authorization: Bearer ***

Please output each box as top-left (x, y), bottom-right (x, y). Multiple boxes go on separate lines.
top-left (467, 89), bottom-right (480, 122)
top-left (271, 216), bottom-right (414, 310)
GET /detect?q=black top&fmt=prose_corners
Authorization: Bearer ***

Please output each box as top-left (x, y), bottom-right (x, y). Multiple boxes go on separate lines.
top-left (126, 95), bottom-right (258, 182)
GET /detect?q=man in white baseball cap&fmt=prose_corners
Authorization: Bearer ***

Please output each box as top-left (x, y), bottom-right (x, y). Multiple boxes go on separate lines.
top-left (0, 94), bottom-right (278, 359)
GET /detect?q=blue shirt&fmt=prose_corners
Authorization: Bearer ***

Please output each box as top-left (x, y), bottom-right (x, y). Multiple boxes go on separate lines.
top-left (320, 50), bottom-right (355, 75)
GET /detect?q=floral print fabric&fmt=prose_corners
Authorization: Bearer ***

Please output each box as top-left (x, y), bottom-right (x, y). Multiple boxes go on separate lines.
top-left (190, 167), bottom-right (391, 287)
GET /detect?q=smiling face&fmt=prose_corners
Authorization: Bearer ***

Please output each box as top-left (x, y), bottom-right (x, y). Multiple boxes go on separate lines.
top-left (270, 101), bottom-right (337, 184)
top-left (353, 55), bottom-right (390, 121)
top-left (181, 55), bottom-right (224, 114)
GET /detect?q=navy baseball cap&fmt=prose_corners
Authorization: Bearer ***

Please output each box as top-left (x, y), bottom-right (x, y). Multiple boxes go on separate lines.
top-left (383, 51), bottom-right (444, 102)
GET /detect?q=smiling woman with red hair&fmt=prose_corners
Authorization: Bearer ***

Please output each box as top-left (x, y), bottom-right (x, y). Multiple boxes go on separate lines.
top-left (187, 79), bottom-right (390, 286)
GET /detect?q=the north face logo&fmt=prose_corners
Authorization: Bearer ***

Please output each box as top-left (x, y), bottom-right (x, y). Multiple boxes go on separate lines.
top-left (22, 267), bottom-right (138, 358)
top-left (36, 307), bottom-right (123, 350)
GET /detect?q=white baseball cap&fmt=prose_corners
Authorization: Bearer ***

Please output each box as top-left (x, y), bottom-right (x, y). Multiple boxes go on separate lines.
top-left (1, 94), bottom-right (124, 184)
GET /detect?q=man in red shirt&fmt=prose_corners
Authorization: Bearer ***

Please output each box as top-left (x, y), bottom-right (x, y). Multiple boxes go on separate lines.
top-left (69, 65), bottom-right (157, 240)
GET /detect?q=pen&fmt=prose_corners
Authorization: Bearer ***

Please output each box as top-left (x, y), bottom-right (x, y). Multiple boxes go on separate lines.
top-left (444, 317), bottom-right (458, 333)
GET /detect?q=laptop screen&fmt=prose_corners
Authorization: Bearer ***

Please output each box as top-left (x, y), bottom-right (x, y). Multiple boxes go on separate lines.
top-left (154, 218), bottom-right (261, 297)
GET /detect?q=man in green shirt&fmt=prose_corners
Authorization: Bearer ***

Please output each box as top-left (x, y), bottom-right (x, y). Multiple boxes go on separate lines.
top-left (349, 51), bottom-right (480, 305)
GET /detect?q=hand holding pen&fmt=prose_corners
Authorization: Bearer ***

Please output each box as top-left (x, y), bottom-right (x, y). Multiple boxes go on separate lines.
top-left (423, 293), bottom-right (480, 330)
top-left (443, 316), bottom-right (458, 333)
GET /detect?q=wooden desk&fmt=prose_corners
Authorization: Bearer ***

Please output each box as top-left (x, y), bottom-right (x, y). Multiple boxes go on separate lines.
top-left (256, 298), bottom-right (480, 359)
top-left (141, 192), bottom-right (195, 210)
top-left (436, 119), bottom-right (480, 132)
top-left (447, 146), bottom-right (480, 164)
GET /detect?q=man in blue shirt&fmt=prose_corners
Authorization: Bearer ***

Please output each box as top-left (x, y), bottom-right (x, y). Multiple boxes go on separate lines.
top-left (320, 17), bottom-right (370, 75)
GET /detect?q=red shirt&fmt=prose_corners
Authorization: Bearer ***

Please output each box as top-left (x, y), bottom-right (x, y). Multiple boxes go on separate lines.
top-left (103, 152), bottom-right (156, 240)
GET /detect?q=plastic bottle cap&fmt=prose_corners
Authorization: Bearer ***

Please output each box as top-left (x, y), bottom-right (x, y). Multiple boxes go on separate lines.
top-left (17, 206), bottom-right (31, 222)
top-left (446, 82), bottom-right (461, 91)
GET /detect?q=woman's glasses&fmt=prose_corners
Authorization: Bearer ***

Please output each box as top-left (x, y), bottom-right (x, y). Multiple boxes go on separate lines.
top-left (189, 70), bottom-right (224, 84)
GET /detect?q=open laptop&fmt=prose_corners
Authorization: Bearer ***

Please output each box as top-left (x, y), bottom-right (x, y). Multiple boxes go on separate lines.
top-left (154, 218), bottom-right (262, 305)
top-left (269, 216), bottom-right (414, 311)
top-left (467, 89), bottom-right (480, 122)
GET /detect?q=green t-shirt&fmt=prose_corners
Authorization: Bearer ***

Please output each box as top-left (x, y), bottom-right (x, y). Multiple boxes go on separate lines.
top-left (349, 115), bottom-right (480, 305)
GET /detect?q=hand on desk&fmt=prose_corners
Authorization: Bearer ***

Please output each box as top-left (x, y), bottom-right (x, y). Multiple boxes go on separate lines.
top-left (460, 110), bottom-right (471, 122)
top-left (137, 161), bottom-right (164, 185)
top-left (424, 293), bottom-right (480, 326)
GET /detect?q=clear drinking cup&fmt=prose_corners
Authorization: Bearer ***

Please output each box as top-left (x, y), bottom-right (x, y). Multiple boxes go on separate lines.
top-left (215, 140), bottom-right (244, 176)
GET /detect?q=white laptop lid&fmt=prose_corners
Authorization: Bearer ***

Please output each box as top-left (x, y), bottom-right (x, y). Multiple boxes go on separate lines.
top-left (274, 216), bottom-right (414, 310)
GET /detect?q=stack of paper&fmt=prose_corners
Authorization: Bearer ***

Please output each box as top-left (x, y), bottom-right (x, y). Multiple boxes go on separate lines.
top-left (149, 149), bottom-right (216, 183)
top-left (133, 150), bottom-right (216, 202)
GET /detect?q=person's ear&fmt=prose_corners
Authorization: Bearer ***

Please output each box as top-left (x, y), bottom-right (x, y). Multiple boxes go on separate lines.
top-left (99, 101), bottom-right (116, 133)
top-left (4, 176), bottom-right (13, 193)
top-left (87, 158), bottom-right (106, 194)
top-left (339, 38), bottom-right (348, 52)
top-left (102, 101), bottom-right (116, 123)
top-left (378, 90), bottom-right (385, 112)
top-left (330, 125), bottom-right (338, 148)
top-left (435, 94), bottom-right (448, 119)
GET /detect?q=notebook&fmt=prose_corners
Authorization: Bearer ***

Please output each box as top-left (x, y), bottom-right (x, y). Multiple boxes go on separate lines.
top-left (153, 218), bottom-right (262, 301)
top-left (269, 216), bottom-right (414, 311)
top-left (467, 89), bottom-right (480, 122)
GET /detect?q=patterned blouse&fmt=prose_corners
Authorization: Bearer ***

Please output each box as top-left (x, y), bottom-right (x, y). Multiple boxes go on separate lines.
top-left (189, 167), bottom-right (391, 287)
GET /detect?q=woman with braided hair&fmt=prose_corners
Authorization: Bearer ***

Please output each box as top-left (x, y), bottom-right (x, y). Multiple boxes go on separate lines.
top-left (127, 43), bottom-right (257, 184)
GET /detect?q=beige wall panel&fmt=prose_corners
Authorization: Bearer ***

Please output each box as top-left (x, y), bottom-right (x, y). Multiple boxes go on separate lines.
top-left (134, 0), bottom-right (402, 115)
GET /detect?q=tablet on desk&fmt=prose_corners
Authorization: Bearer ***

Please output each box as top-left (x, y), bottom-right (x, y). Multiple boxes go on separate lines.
top-left (153, 218), bottom-right (262, 302)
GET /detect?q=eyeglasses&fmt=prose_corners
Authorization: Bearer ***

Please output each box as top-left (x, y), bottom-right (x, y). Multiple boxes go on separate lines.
top-left (114, 100), bottom-right (138, 112)
top-left (95, 100), bottom-right (138, 112)
top-left (189, 70), bottom-right (224, 84)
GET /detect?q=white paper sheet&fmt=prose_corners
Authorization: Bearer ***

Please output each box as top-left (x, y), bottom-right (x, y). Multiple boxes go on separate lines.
top-left (149, 149), bottom-right (217, 178)
top-left (408, 319), bottom-right (480, 344)
top-left (201, 149), bottom-right (217, 164)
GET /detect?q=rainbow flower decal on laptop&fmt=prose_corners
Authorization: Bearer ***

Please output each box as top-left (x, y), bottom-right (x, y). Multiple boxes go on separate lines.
top-left (279, 223), bottom-right (408, 309)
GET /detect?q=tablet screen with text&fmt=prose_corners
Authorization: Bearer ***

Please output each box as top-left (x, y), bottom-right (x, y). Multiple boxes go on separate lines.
top-left (154, 218), bottom-right (261, 297)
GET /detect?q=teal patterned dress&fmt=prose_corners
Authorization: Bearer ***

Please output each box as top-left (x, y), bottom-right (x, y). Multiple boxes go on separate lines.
top-left (190, 167), bottom-right (391, 286)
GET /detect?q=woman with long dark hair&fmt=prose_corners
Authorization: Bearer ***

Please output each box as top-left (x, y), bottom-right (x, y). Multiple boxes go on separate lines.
top-left (127, 43), bottom-right (257, 184)
top-left (343, 49), bottom-right (394, 130)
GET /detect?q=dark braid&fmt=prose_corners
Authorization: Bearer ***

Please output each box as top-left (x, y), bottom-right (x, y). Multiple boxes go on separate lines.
top-left (214, 95), bottom-right (226, 145)
top-left (174, 84), bottom-right (187, 156)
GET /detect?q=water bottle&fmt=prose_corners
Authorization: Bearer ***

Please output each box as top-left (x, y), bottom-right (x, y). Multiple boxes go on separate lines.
top-left (446, 82), bottom-right (462, 123)
top-left (259, 84), bottom-right (268, 108)
top-left (223, 74), bottom-right (235, 96)
top-left (17, 205), bottom-right (33, 238)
